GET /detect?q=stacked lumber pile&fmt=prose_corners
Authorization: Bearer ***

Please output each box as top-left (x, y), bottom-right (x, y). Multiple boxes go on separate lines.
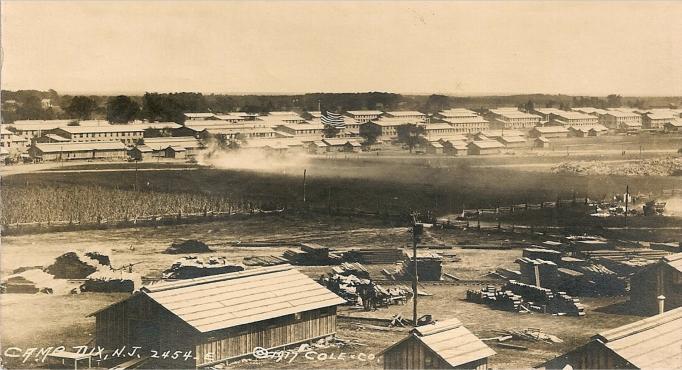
top-left (522, 248), bottom-right (562, 264)
top-left (161, 256), bottom-right (244, 279)
top-left (394, 251), bottom-right (443, 281)
top-left (44, 251), bottom-right (111, 279)
top-left (344, 248), bottom-right (405, 264)
top-left (504, 280), bottom-right (554, 303)
top-left (515, 257), bottom-right (560, 289)
top-left (548, 291), bottom-right (586, 316)
top-left (80, 270), bottom-right (142, 293)
top-left (572, 263), bottom-right (627, 295)
top-left (332, 262), bottom-right (370, 279)
top-left (283, 243), bottom-right (341, 265)
top-left (466, 285), bottom-right (523, 312)
top-left (581, 249), bottom-right (669, 275)
top-left (649, 242), bottom-right (681, 253)
top-left (242, 255), bottom-right (289, 267)
top-left (503, 281), bottom-right (584, 316)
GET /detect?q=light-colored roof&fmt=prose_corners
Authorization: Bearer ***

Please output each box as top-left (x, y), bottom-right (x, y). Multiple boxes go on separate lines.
top-left (423, 123), bottom-right (456, 131)
top-left (490, 109), bottom-right (541, 119)
top-left (569, 124), bottom-right (608, 132)
top-left (133, 145), bottom-right (153, 152)
top-left (184, 113), bottom-right (216, 119)
top-left (478, 130), bottom-right (524, 138)
top-left (56, 125), bottom-right (144, 134)
top-left (603, 111), bottom-right (640, 118)
top-left (132, 122), bottom-right (183, 130)
top-left (34, 141), bottom-right (126, 153)
top-left (532, 126), bottom-right (569, 133)
top-left (469, 140), bottom-right (504, 149)
top-left (268, 111), bottom-right (301, 116)
top-left (214, 115), bottom-right (246, 121)
top-left (137, 265), bottom-right (345, 333)
top-left (592, 307), bottom-right (682, 369)
top-left (663, 253), bottom-right (682, 272)
top-left (382, 318), bottom-right (495, 367)
top-left (497, 136), bottom-right (526, 143)
top-left (43, 134), bottom-right (70, 142)
top-left (0, 126), bottom-right (13, 135)
top-left (167, 146), bottom-right (186, 152)
top-left (646, 112), bottom-right (674, 120)
top-left (385, 111), bottom-right (426, 117)
top-left (666, 119), bottom-right (682, 127)
top-left (322, 138), bottom-right (362, 146)
top-left (143, 137), bottom-right (204, 151)
top-left (441, 116), bottom-right (489, 124)
top-left (277, 123), bottom-right (325, 131)
top-left (552, 111), bottom-right (599, 120)
top-left (345, 110), bottom-right (383, 116)
top-left (436, 108), bottom-right (479, 118)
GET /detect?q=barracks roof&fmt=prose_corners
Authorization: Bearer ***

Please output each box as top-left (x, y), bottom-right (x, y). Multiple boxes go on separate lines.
top-left (95, 266), bottom-right (346, 333)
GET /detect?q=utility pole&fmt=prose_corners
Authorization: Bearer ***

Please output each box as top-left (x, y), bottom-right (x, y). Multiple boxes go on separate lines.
top-left (412, 220), bottom-right (423, 326)
top-left (134, 159), bottom-right (139, 192)
top-left (624, 185), bottom-right (629, 228)
top-left (302, 169), bottom-right (307, 204)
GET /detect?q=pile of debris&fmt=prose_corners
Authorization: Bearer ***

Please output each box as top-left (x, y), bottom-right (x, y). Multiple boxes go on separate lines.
top-left (283, 243), bottom-right (341, 265)
top-left (2, 250), bottom-right (140, 294)
top-left (44, 251), bottom-right (111, 279)
top-left (162, 256), bottom-right (244, 279)
top-left (320, 267), bottom-right (410, 309)
top-left (552, 157), bottom-right (682, 177)
top-left (485, 329), bottom-right (563, 344)
top-left (164, 240), bottom-right (213, 254)
top-left (343, 248), bottom-right (405, 264)
top-left (242, 255), bottom-right (289, 267)
top-left (0, 269), bottom-right (70, 294)
top-left (80, 270), bottom-right (141, 293)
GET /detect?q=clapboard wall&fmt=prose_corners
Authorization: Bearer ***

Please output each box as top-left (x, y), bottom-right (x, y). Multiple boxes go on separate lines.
top-left (195, 306), bottom-right (337, 367)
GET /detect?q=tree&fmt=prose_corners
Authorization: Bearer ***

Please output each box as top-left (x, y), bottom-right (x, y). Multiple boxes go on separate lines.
top-left (396, 124), bottom-right (425, 153)
top-left (606, 94), bottom-right (623, 108)
top-left (524, 100), bottom-right (535, 112)
top-left (359, 122), bottom-right (382, 146)
top-left (323, 124), bottom-right (340, 138)
top-left (65, 96), bottom-right (97, 120)
top-left (106, 95), bottom-right (140, 123)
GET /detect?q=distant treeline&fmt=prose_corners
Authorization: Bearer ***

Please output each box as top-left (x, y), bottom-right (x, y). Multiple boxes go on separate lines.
top-left (2, 89), bottom-right (680, 124)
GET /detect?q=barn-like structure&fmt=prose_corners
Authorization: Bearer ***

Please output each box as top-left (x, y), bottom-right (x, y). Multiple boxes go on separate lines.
top-left (88, 265), bottom-right (345, 368)
top-left (539, 306), bottom-right (682, 369)
top-left (379, 318), bottom-right (495, 370)
top-left (630, 253), bottom-right (682, 315)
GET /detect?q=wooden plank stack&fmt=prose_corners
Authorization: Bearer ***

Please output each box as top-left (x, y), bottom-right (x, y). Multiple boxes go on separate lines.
top-left (242, 255), bottom-right (289, 267)
top-left (282, 243), bottom-right (341, 265)
top-left (343, 248), bottom-right (405, 264)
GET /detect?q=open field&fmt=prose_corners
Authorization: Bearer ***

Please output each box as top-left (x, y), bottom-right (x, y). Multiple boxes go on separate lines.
top-left (3, 153), bottom-right (681, 227)
top-left (0, 215), bottom-right (645, 369)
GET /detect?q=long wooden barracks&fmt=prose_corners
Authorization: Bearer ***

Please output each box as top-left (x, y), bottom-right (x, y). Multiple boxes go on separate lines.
top-left (88, 265), bottom-right (346, 368)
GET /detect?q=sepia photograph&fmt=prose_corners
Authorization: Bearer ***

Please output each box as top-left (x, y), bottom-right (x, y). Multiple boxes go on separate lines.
top-left (1, 1), bottom-right (681, 369)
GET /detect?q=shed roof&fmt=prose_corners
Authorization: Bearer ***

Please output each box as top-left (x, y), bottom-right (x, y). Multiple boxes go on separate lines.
top-left (469, 140), bottom-right (504, 149)
top-left (143, 137), bottom-right (204, 151)
top-left (663, 252), bottom-right (682, 272)
top-left (381, 318), bottom-right (495, 367)
top-left (591, 307), bottom-right (682, 369)
top-left (135, 266), bottom-right (344, 333)
top-left (56, 125), bottom-right (145, 134)
top-left (34, 141), bottom-right (127, 153)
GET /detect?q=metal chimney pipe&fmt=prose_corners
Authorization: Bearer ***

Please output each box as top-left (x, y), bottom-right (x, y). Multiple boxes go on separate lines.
top-left (657, 295), bottom-right (666, 314)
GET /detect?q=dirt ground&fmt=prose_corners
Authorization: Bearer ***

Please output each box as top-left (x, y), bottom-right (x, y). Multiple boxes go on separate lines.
top-left (0, 215), bottom-right (646, 369)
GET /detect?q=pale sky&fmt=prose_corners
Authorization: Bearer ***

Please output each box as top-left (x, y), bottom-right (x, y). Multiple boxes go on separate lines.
top-left (2, 1), bottom-right (681, 96)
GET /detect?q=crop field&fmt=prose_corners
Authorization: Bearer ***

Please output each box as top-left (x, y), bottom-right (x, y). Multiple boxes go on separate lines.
top-left (2, 153), bottom-right (682, 227)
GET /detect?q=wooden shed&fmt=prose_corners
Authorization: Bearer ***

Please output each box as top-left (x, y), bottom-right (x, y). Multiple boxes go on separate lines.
top-left (629, 253), bottom-right (682, 315)
top-left (380, 318), bottom-right (495, 369)
top-left (539, 306), bottom-right (682, 369)
top-left (87, 265), bottom-right (345, 368)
